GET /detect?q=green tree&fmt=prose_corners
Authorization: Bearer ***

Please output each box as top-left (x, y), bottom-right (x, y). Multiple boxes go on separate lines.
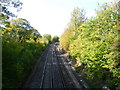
top-left (43, 34), bottom-right (52, 43)
top-left (60, 0), bottom-right (120, 88)
top-left (60, 7), bottom-right (86, 51)
top-left (52, 36), bottom-right (59, 42)
top-left (2, 14), bottom-right (50, 88)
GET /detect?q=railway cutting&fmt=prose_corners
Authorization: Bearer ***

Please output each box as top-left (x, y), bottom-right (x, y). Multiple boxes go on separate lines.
top-left (23, 42), bottom-right (82, 89)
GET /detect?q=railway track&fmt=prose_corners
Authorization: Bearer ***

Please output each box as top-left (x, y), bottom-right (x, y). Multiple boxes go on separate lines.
top-left (39, 43), bottom-right (66, 88)
top-left (39, 49), bottom-right (49, 88)
top-left (23, 43), bottom-right (76, 88)
top-left (54, 43), bottom-right (76, 88)
top-left (53, 46), bottom-right (65, 88)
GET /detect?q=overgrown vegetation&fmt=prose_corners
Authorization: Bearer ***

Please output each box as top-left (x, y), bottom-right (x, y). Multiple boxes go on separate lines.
top-left (60, 0), bottom-right (120, 89)
top-left (1, 13), bottom-right (59, 88)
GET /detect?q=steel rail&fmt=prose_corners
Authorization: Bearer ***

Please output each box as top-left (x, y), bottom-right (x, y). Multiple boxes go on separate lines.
top-left (54, 45), bottom-right (65, 88)
top-left (57, 44), bottom-right (82, 88)
top-left (40, 49), bottom-right (49, 88)
top-left (50, 48), bottom-right (54, 88)
top-left (23, 45), bottom-right (50, 88)
top-left (40, 43), bottom-right (65, 89)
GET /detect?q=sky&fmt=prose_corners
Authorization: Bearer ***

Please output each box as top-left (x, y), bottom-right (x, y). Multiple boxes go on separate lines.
top-left (17, 0), bottom-right (111, 36)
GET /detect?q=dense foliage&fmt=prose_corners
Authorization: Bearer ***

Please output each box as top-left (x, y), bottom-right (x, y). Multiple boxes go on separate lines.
top-left (52, 36), bottom-right (59, 42)
top-left (1, 13), bottom-right (56, 88)
top-left (60, 1), bottom-right (120, 88)
top-left (43, 34), bottom-right (52, 43)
